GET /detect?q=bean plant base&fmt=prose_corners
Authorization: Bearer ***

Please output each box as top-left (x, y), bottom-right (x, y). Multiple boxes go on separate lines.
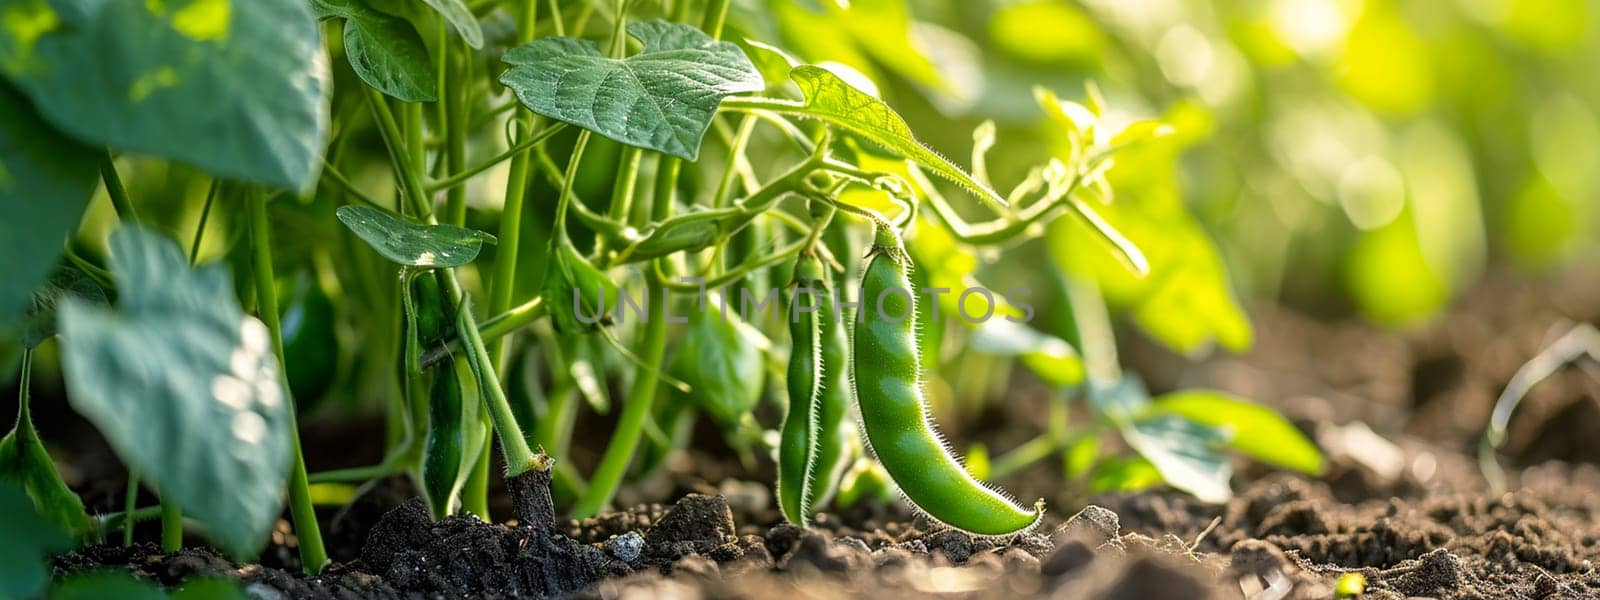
top-left (46, 455), bottom-right (1600, 599)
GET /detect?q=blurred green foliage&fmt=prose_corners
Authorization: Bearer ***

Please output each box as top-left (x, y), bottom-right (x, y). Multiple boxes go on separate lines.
top-left (746, 0), bottom-right (1597, 330)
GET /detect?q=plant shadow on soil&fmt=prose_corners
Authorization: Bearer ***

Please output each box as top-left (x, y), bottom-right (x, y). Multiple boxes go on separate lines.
top-left (43, 271), bottom-right (1600, 598)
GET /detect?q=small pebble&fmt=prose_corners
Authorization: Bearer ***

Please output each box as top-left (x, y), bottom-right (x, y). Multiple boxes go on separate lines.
top-left (605, 531), bottom-right (644, 563)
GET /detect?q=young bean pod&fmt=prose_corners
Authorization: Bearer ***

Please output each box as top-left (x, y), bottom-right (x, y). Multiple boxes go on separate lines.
top-left (807, 259), bottom-right (852, 512)
top-left (852, 226), bottom-right (1043, 536)
top-left (778, 253), bottom-right (844, 524)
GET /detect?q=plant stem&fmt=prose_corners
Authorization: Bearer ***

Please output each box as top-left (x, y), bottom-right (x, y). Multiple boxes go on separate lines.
top-left (367, 86), bottom-right (540, 483)
top-left (1064, 276), bottom-right (1119, 386)
top-left (701, 0), bottom-right (731, 38)
top-left (444, 43), bottom-right (470, 226)
top-left (189, 179), bottom-right (220, 262)
top-left (101, 505), bottom-right (162, 533)
top-left (570, 272), bottom-right (667, 518)
top-left (99, 152), bottom-right (138, 222)
top-left (462, 425), bottom-right (492, 519)
top-left (607, 147), bottom-right (644, 223)
top-left (552, 131), bottom-right (592, 241)
top-left (990, 434), bottom-right (1061, 479)
top-left (488, 0), bottom-right (542, 370)
top-left (457, 297), bottom-right (540, 474)
top-left (249, 188), bottom-right (329, 574)
top-left (426, 123), bottom-right (565, 194)
top-left (122, 473), bottom-right (138, 546)
top-left (570, 153), bottom-right (676, 518)
top-left (419, 296), bottom-right (546, 369)
top-left (160, 497), bottom-right (182, 552)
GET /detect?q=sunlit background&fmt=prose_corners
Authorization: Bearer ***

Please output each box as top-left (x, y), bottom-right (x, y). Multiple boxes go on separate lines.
top-left (724, 0), bottom-right (1597, 336)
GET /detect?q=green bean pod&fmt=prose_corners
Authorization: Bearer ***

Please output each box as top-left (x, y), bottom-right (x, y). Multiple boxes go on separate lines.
top-left (778, 254), bottom-right (826, 524)
top-left (807, 262), bottom-right (852, 512)
top-left (422, 362), bottom-right (465, 520)
top-left (852, 226), bottom-right (1043, 536)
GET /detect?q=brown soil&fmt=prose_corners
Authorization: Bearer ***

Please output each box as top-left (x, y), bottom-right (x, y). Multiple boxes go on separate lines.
top-left (44, 270), bottom-right (1600, 598)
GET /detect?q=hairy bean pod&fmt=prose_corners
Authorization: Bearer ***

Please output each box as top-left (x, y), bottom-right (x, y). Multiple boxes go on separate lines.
top-left (807, 261), bottom-right (852, 512)
top-left (778, 254), bottom-right (826, 524)
top-left (852, 226), bottom-right (1043, 536)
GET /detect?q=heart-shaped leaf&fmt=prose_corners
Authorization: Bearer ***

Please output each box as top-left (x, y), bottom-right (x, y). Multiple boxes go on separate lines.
top-left (58, 227), bottom-right (292, 557)
top-left (314, 0), bottom-right (436, 102)
top-left (420, 0), bottom-right (482, 49)
top-left (0, 85), bottom-right (100, 329)
top-left (0, 0), bottom-right (329, 189)
top-left (500, 20), bottom-right (764, 160)
top-left (336, 205), bottom-right (495, 268)
top-left (0, 482), bottom-right (72, 600)
top-left (731, 66), bottom-right (1006, 209)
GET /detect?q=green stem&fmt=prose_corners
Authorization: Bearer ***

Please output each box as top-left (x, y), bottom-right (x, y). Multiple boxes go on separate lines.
top-left (989, 434), bottom-right (1060, 479)
top-left (250, 189), bottom-right (329, 573)
top-left (701, 0), bottom-right (730, 39)
top-left (367, 88), bottom-right (432, 220)
top-left (320, 160), bottom-right (389, 210)
top-left (101, 505), bottom-right (162, 534)
top-left (456, 297), bottom-right (540, 474)
top-left (160, 497), bottom-right (182, 552)
top-left (427, 123), bottom-right (565, 195)
top-left (122, 473), bottom-right (138, 546)
top-left (1064, 276), bottom-right (1119, 386)
top-left (189, 179), bottom-right (220, 262)
top-left (569, 271), bottom-right (667, 518)
top-left (486, 0), bottom-right (543, 369)
top-left (462, 424), bottom-right (492, 519)
top-left (570, 152), bottom-right (677, 518)
top-left (99, 152), bottom-right (138, 222)
top-left (607, 147), bottom-right (644, 222)
top-left (531, 146), bottom-right (630, 238)
top-left (419, 296), bottom-right (545, 369)
top-left (552, 131), bottom-right (592, 241)
top-left (444, 44), bottom-right (469, 226)
top-left (307, 461), bottom-right (402, 484)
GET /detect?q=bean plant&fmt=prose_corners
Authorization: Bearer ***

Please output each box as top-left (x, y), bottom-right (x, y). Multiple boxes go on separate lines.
top-left (0, 0), bottom-right (1324, 589)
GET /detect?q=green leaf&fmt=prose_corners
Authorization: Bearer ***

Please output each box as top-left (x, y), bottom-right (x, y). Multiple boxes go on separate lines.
top-left (968, 319), bottom-right (1085, 387)
top-left (1148, 391), bottom-right (1325, 475)
top-left (499, 20), bottom-right (764, 160)
top-left (0, 0), bottom-right (329, 189)
top-left (0, 415), bottom-right (94, 538)
top-left (419, 0), bottom-right (482, 49)
top-left (0, 85), bottom-right (100, 329)
top-left (20, 265), bottom-right (108, 349)
top-left (541, 238), bottom-right (619, 334)
top-left (336, 205), bottom-right (495, 268)
top-left (314, 0), bottom-right (436, 102)
top-left (668, 295), bottom-right (766, 428)
top-left (0, 481), bottom-right (73, 600)
top-left (1087, 375), bottom-right (1232, 503)
top-left (58, 227), bottom-right (292, 557)
top-left (1044, 100), bottom-right (1250, 355)
top-left (1124, 415), bottom-right (1232, 503)
top-left (1087, 455), bottom-right (1162, 495)
top-left (769, 65), bottom-right (1006, 210)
